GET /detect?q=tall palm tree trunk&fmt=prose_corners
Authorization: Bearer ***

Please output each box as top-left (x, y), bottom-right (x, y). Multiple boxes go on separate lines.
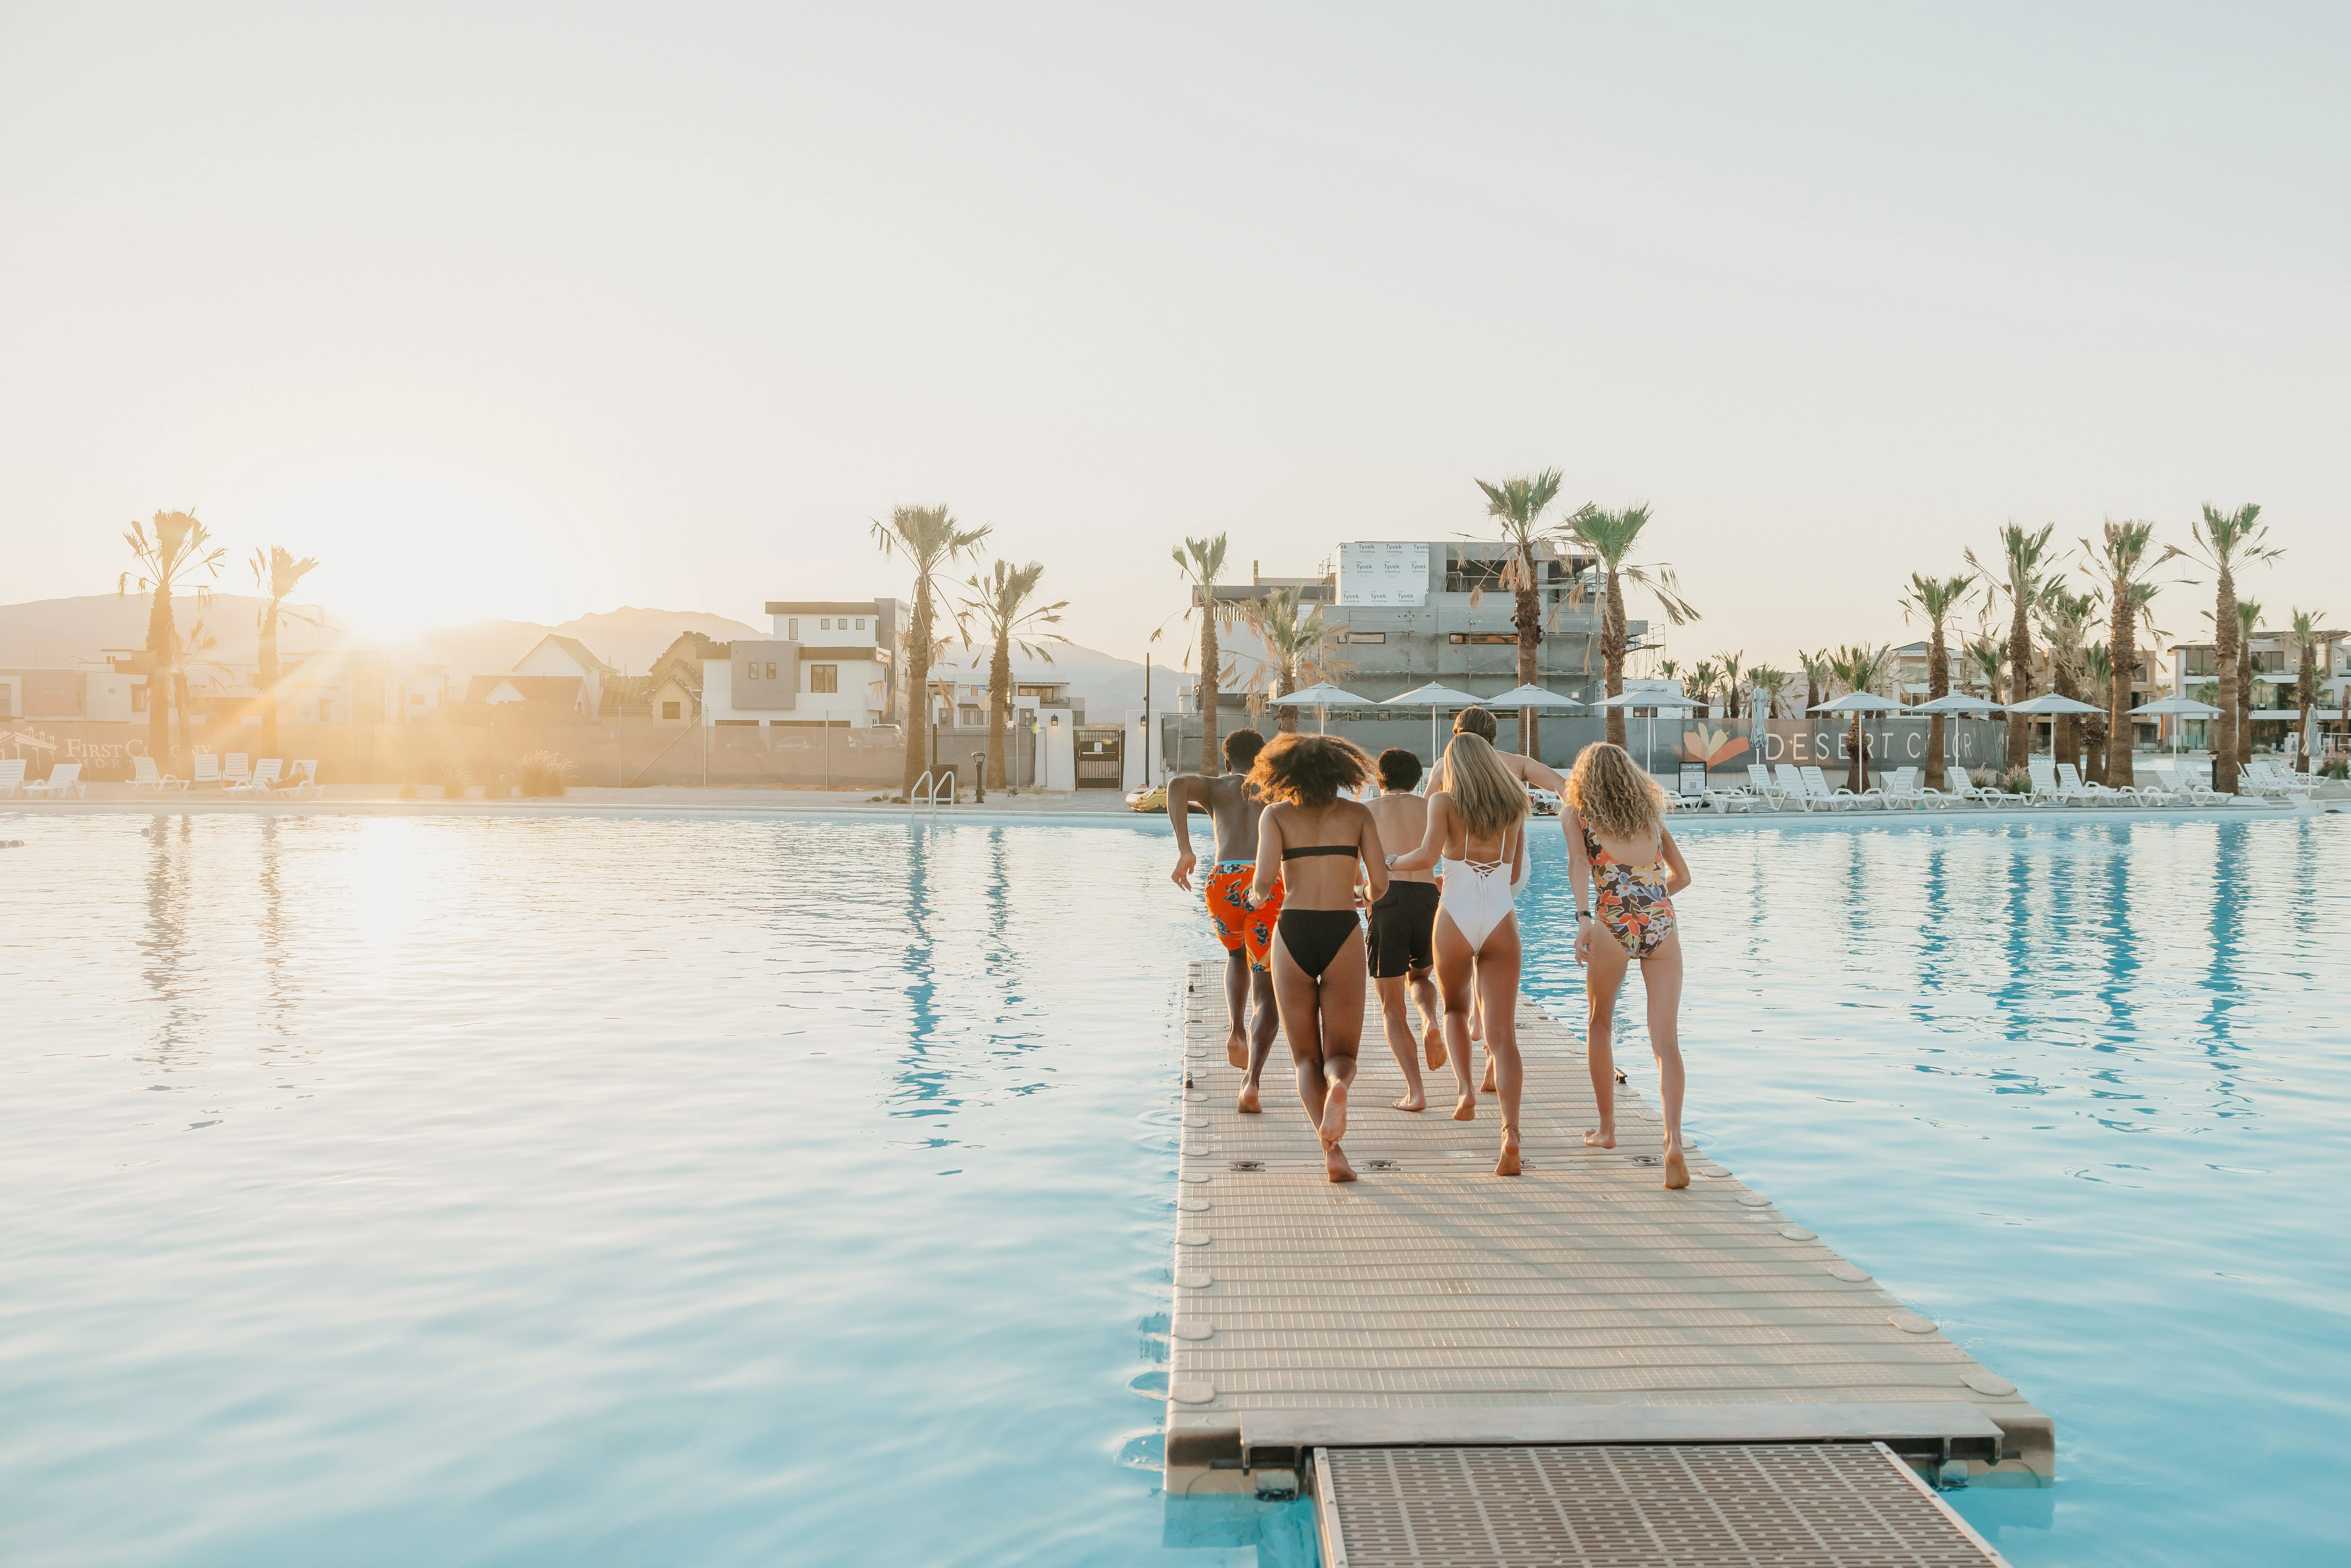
top-left (2107, 599), bottom-right (2135, 789)
top-left (1274, 656), bottom-right (1299, 734)
top-left (1847, 714), bottom-right (1866, 795)
top-left (2237, 638), bottom-right (2255, 771)
top-left (258, 614), bottom-right (280, 760)
top-left (1601, 570), bottom-right (1627, 748)
top-left (988, 633), bottom-right (1012, 789)
top-left (901, 589), bottom-right (935, 799)
top-left (145, 589), bottom-right (175, 763)
top-left (2006, 596), bottom-right (2033, 763)
top-left (2053, 664), bottom-right (2080, 770)
top-left (1514, 579), bottom-right (1541, 757)
top-left (1924, 622), bottom-right (1949, 793)
top-left (2212, 566), bottom-right (2239, 794)
top-left (1199, 613), bottom-right (1221, 774)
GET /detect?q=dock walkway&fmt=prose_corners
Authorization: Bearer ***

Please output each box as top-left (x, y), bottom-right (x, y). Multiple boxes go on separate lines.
top-left (1162, 961), bottom-right (2047, 1561)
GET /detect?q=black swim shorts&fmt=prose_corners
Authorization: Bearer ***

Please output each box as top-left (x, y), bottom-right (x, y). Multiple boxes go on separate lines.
top-left (1365, 880), bottom-right (1440, 979)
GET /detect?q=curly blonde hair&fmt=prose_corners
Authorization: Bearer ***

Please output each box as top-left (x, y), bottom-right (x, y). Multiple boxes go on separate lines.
top-left (1566, 742), bottom-right (1663, 840)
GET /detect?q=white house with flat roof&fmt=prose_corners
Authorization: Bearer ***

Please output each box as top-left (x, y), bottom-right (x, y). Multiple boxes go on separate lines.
top-left (697, 598), bottom-right (904, 729)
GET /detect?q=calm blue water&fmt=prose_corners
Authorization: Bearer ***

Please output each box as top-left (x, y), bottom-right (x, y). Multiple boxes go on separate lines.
top-left (1, 809), bottom-right (2344, 1566)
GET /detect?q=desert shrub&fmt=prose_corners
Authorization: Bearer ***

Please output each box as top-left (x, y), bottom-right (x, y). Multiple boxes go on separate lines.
top-left (518, 751), bottom-right (573, 798)
top-left (2003, 765), bottom-right (2033, 795)
top-left (2323, 758), bottom-right (2348, 780)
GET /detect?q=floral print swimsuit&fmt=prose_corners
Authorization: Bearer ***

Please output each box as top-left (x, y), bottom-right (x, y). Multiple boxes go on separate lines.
top-left (1580, 820), bottom-right (1676, 958)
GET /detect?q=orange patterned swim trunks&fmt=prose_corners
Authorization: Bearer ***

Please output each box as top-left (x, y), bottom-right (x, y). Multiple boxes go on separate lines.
top-left (1205, 861), bottom-right (1284, 971)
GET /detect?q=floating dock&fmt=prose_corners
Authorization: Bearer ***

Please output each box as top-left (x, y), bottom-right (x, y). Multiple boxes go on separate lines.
top-left (1162, 960), bottom-right (2048, 1563)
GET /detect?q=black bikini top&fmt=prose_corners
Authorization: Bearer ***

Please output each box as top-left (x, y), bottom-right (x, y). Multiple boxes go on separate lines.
top-left (1280, 843), bottom-right (1359, 861)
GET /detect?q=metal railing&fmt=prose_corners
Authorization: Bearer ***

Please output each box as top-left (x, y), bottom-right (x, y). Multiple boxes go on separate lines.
top-left (911, 769), bottom-right (958, 811)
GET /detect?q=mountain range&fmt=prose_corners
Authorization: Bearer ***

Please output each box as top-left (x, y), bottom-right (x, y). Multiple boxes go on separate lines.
top-left (0, 596), bottom-right (1192, 718)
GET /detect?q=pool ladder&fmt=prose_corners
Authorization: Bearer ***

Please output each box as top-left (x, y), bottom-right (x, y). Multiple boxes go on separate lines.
top-left (912, 770), bottom-right (959, 812)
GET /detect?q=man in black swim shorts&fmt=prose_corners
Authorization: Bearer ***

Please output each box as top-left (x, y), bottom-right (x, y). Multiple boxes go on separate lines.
top-left (1360, 748), bottom-right (1447, 1113)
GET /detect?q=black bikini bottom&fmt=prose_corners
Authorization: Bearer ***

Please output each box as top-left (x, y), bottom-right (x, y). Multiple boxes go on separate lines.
top-left (1278, 909), bottom-right (1361, 980)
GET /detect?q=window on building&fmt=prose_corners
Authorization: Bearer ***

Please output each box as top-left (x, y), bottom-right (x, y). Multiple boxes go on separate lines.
top-left (855, 618), bottom-right (866, 630)
top-left (2253, 650), bottom-right (2284, 673)
top-left (2183, 649), bottom-right (2215, 677)
top-left (960, 704), bottom-right (983, 725)
top-left (766, 662), bottom-right (779, 680)
top-left (662, 700), bottom-right (682, 719)
top-left (811, 664), bottom-right (839, 693)
top-left (787, 618), bottom-right (800, 639)
top-left (1341, 631), bottom-right (1385, 644)
top-left (744, 664), bottom-right (757, 683)
top-left (821, 618), bottom-right (832, 631)
top-left (1448, 633), bottom-right (1517, 645)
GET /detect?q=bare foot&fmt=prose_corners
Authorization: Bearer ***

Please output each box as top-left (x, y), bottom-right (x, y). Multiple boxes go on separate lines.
top-left (1481, 1056), bottom-right (1498, 1095)
top-left (1495, 1133), bottom-right (1521, 1177)
top-left (1424, 1025), bottom-right (1446, 1070)
top-left (1325, 1144), bottom-right (1357, 1183)
top-left (1392, 1091), bottom-right (1427, 1112)
top-left (1662, 1146), bottom-right (1689, 1191)
top-left (1236, 1082), bottom-right (1262, 1114)
top-left (1320, 1080), bottom-right (1349, 1146)
top-left (1225, 1030), bottom-right (1246, 1070)
top-left (1582, 1127), bottom-right (1616, 1149)
top-left (1452, 1093), bottom-right (1476, 1122)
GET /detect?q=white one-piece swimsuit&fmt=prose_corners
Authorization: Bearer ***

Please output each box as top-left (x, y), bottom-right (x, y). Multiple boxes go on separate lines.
top-left (1439, 825), bottom-right (1526, 951)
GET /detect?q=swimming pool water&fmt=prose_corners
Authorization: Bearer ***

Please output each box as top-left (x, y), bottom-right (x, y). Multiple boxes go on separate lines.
top-left (1, 810), bottom-right (2344, 1566)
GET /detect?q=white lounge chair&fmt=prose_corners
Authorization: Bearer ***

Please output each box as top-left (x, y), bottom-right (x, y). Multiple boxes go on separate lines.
top-left (2025, 758), bottom-right (2071, 806)
top-left (192, 754), bottom-right (223, 788)
top-left (1746, 762), bottom-right (1794, 809)
top-left (24, 762), bottom-right (86, 798)
top-left (130, 755), bottom-right (186, 792)
top-left (223, 752), bottom-right (251, 787)
top-left (2056, 763), bottom-right (2135, 807)
top-left (2154, 763), bottom-right (2225, 806)
top-left (1773, 763), bottom-right (1817, 811)
top-left (1799, 765), bottom-right (1866, 811)
top-left (227, 759), bottom-right (284, 797)
top-left (2241, 761), bottom-right (2308, 803)
top-left (0, 759), bottom-right (24, 797)
top-left (1875, 766), bottom-right (1958, 810)
top-left (288, 760), bottom-right (323, 799)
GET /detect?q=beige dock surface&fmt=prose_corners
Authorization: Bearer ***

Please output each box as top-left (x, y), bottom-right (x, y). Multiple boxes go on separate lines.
top-left (1162, 960), bottom-right (2052, 1495)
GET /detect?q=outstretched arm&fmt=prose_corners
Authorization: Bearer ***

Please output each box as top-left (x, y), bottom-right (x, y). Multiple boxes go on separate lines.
top-left (1514, 753), bottom-right (1567, 792)
top-left (1565, 810), bottom-right (1597, 967)
top-left (1357, 805), bottom-right (1390, 905)
top-left (1391, 794), bottom-right (1451, 874)
top-left (1166, 775), bottom-right (1202, 889)
top-left (1249, 807), bottom-right (1284, 905)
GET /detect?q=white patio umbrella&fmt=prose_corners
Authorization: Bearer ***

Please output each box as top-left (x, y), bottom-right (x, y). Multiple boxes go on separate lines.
top-left (1385, 681), bottom-right (1486, 764)
top-left (2000, 690), bottom-right (2106, 768)
top-left (1808, 691), bottom-right (1907, 789)
top-left (2135, 694), bottom-right (2225, 762)
top-left (1487, 683), bottom-right (1586, 758)
top-left (1268, 681), bottom-right (1374, 735)
top-left (1594, 690), bottom-right (1699, 778)
top-left (1908, 691), bottom-right (2004, 780)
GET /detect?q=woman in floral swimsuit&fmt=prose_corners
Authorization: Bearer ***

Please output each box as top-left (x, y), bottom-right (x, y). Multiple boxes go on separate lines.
top-left (1564, 742), bottom-right (1695, 1190)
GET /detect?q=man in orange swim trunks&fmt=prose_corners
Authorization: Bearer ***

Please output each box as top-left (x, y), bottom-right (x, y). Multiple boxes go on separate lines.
top-left (1169, 729), bottom-right (1283, 1112)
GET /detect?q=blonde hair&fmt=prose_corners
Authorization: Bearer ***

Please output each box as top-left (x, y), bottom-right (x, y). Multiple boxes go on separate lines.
top-left (1567, 742), bottom-right (1664, 839)
top-left (1441, 732), bottom-right (1529, 839)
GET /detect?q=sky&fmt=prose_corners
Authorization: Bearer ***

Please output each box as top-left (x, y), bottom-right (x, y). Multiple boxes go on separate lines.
top-left (3, 2), bottom-right (2345, 672)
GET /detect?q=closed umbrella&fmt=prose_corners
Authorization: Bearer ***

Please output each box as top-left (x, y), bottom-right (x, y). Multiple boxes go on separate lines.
top-left (1268, 681), bottom-right (1374, 736)
top-left (1486, 683), bottom-right (1586, 759)
top-left (1386, 682), bottom-right (1486, 768)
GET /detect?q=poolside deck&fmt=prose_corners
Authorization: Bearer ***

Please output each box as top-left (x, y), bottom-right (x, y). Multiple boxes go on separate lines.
top-left (1162, 959), bottom-right (2053, 1519)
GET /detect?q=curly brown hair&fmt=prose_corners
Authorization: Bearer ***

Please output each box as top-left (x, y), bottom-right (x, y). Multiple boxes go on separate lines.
top-left (1249, 732), bottom-right (1375, 807)
top-left (1566, 742), bottom-right (1664, 840)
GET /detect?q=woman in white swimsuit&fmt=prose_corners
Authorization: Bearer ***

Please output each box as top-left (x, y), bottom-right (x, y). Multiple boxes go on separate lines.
top-left (1389, 731), bottom-right (1530, 1175)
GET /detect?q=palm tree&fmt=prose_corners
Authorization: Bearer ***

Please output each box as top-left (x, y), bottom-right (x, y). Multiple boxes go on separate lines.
top-left (1712, 650), bottom-right (1746, 721)
top-left (1965, 638), bottom-right (2005, 703)
top-left (1965, 522), bottom-right (2058, 771)
top-left (2036, 584), bottom-right (2101, 772)
top-left (173, 617), bottom-right (220, 762)
top-left (1826, 643), bottom-right (1894, 792)
top-left (2080, 643), bottom-right (2114, 779)
top-left (2287, 608), bottom-right (2327, 772)
top-left (1747, 666), bottom-right (1789, 721)
top-left (118, 510), bottom-right (225, 766)
top-left (1900, 571), bottom-right (1973, 791)
top-left (959, 560), bottom-right (1068, 790)
top-left (2184, 502), bottom-right (2279, 795)
top-left (1239, 588), bottom-right (1345, 734)
top-left (873, 504), bottom-right (992, 799)
top-left (1684, 659), bottom-right (1719, 720)
top-left (2236, 598), bottom-right (2263, 767)
top-left (1568, 505), bottom-right (1699, 747)
top-left (249, 545), bottom-right (321, 762)
top-left (1473, 470), bottom-right (1586, 757)
top-left (2081, 520), bottom-right (2176, 790)
top-left (1797, 648), bottom-right (1831, 717)
top-left (1171, 534), bottom-right (1244, 772)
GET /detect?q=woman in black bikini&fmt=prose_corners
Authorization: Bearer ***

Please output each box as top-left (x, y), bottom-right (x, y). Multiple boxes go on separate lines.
top-left (1245, 734), bottom-right (1388, 1183)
